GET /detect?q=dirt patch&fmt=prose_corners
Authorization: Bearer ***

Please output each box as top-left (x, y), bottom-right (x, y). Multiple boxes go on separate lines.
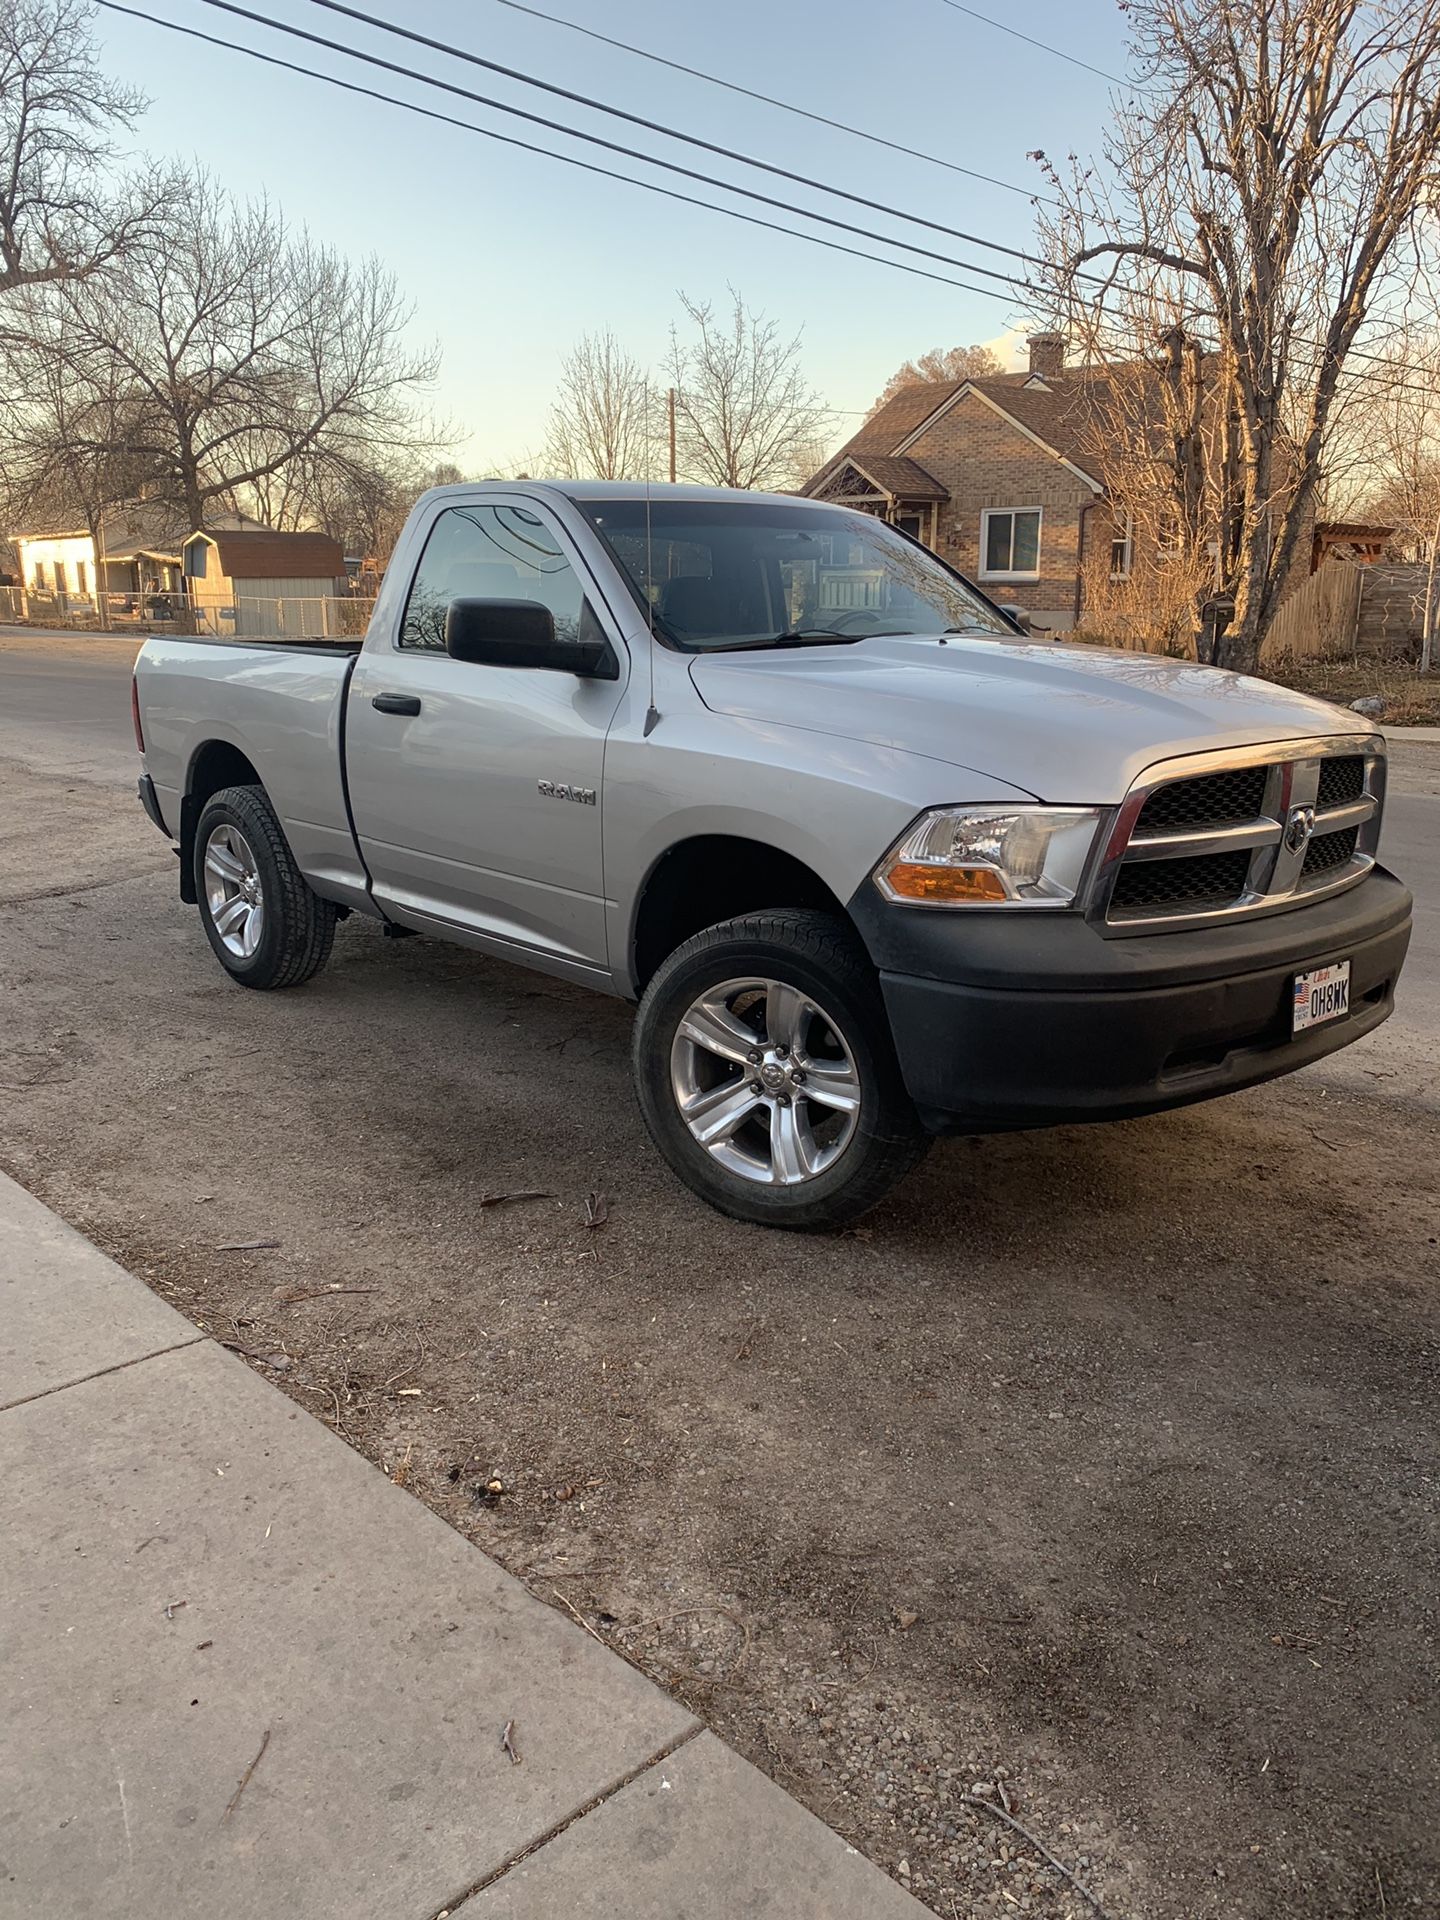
top-left (3, 756), bottom-right (1438, 1920)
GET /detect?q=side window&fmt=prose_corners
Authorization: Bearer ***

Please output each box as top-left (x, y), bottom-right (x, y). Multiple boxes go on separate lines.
top-left (400, 502), bottom-right (586, 653)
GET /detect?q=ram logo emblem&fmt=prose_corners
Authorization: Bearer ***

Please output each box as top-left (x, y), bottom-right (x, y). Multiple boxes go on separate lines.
top-left (1284, 804), bottom-right (1315, 855)
top-left (538, 779), bottom-right (597, 806)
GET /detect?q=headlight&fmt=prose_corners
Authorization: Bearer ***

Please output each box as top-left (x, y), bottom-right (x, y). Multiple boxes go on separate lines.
top-left (874, 806), bottom-right (1103, 907)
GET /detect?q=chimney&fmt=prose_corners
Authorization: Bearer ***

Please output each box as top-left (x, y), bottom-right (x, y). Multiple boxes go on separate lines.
top-left (1026, 332), bottom-right (1066, 379)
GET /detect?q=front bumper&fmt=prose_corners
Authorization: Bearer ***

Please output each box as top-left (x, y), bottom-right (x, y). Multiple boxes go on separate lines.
top-left (852, 869), bottom-right (1413, 1133)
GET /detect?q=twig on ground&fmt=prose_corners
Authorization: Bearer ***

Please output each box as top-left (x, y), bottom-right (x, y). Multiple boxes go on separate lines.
top-left (552, 1589), bottom-right (608, 1647)
top-left (312, 1383), bottom-right (348, 1438)
top-left (735, 1315), bottom-right (761, 1361)
top-left (222, 1729), bottom-right (271, 1823)
top-left (273, 1284), bottom-right (378, 1304)
top-left (963, 1792), bottom-right (1107, 1916)
top-left (656, 1603), bottom-right (753, 1677)
top-left (501, 1719), bottom-right (521, 1766)
top-left (215, 1239), bottom-right (280, 1252)
top-left (584, 1192), bottom-right (609, 1230)
top-left (479, 1191), bottom-right (553, 1209)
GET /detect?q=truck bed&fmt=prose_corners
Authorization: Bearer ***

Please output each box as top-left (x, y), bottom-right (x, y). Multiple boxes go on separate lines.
top-left (145, 633), bottom-right (364, 656)
top-left (134, 634), bottom-right (368, 909)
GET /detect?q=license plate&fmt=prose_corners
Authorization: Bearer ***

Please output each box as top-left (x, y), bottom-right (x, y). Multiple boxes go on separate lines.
top-left (1293, 960), bottom-right (1351, 1034)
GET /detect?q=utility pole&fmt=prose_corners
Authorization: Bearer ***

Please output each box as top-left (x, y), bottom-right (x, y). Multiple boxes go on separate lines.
top-left (96, 502), bottom-right (109, 631)
top-left (667, 387), bottom-right (677, 485)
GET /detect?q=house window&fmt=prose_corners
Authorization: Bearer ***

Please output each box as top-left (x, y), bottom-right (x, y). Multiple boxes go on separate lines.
top-left (185, 542), bottom-right (208, 579)
top-left (1109, 511), bottom-right (1133, 581)
top-left (33, 560), bottom-right (48, 591)
top-left (77, 559), bottom-right (89, 595)
top-left (980, 508), bottom-right (1041, 580)
top-left (892, 511), bottom-right (923, 541)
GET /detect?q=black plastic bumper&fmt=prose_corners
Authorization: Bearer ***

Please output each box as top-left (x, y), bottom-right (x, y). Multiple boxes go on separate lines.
top-left (137, 774), bottom-right (170, 837)
top-left (854, 870), bottom-right (1413, 1133)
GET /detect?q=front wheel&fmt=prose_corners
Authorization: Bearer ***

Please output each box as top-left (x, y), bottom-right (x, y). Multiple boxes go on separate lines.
top-left (194, 784), bottom-right (336, 989)
top-left (633, 910), bottom-right (927, 1229)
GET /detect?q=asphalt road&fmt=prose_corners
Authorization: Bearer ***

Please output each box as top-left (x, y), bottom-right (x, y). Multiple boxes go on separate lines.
top-left (3, 627), bottom-right (1438, 1920)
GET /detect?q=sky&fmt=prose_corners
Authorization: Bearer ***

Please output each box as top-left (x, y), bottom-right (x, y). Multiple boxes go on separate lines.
top-left (94, 0), bottom-right (1133, 471)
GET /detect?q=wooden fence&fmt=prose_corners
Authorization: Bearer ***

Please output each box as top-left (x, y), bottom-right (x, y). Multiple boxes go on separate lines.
top-left (1256, 561), bottom-right (1364, 666)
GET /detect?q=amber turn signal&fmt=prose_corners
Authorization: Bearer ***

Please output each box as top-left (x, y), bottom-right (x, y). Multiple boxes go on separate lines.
top-left (881, 862), bottom-right (1009, 903)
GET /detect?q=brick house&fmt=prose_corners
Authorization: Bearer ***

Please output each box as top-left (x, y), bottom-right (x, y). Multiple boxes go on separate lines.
top-left (803, 334), bottom-right (1120, 631)
top-left (804, 332), bottom-right (1367, 648)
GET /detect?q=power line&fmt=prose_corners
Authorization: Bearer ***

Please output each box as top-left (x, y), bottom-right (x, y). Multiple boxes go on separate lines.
top-left (96, 3), bottom-right (1028, 312)
top-left (96, 6), bottom-right (1440, 405)
top-left (269, 0), bottom-right (1073, 279)
top-left (485, 0), bottom-right (1054, 206)
top-left (175, 0), bottom-right (1052, 297)
top-left (932, 0), bottom-right (1126, 85)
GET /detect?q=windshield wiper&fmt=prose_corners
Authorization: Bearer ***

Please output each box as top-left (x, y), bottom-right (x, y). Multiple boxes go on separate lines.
top-left (710, 629), bottom-right (868, 652)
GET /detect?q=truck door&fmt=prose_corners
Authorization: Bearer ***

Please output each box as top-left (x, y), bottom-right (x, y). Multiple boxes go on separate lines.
top-left (345, 497), bottom-right (627, 971)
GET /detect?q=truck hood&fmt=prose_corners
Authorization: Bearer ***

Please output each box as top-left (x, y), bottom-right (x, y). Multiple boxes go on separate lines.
top-left (687, 635), bottom-right (1371, 803)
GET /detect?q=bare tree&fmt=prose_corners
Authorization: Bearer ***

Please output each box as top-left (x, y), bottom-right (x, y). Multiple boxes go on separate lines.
top-left (867, 343), bottom-right (1003, 416)
top-left (666, 289), bottom-right (829, 491)
top-left (0, 0), bottom-right (165, 298)
top-left (300, 456), bottom-right (467, 565)
top-left (0, 298), bottom-right (160, 577)
top-left (36, 173), bottom-right (441, 528)
top-left (542, 329), bottom-right (654, 478)
top-left (1038, 0), bottom-right (1440, 671)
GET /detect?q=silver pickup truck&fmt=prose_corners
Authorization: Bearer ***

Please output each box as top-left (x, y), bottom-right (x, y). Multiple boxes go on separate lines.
top-left (134, 481), bottom-right (1412, 1227)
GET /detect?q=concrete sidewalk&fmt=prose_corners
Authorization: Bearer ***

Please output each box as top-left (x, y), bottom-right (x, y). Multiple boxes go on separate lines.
top-left (0, 1172), bottom-right (925, 1919)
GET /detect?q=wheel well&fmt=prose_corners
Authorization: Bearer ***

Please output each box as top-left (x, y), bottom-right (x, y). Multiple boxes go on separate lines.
top-left (179, 741), bottom-right (263, 903)
top-left (631, 836), bottom-right (848, 991)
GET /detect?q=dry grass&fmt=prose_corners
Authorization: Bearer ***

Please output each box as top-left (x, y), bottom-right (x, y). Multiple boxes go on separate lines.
top-left (1073, 628), bottom-right (1440, 724)
top-left (1257, 652), bottom-right (1440, 724)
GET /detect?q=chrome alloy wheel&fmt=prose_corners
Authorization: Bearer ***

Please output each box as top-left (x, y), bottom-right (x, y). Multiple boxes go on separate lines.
top-left (203, 823), bottom-right (265, 961)
top-left (669, 976), bottom-right (863, 1186)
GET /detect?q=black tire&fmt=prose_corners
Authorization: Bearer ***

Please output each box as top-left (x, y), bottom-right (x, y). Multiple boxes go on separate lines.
top-left (193, 783), bottom-right (336, 990)
top-left (633, 909), bottom-right (927, 1230)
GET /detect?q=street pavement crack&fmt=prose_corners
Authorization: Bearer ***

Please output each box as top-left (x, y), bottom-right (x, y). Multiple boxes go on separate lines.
top-left (0, 1335), bottom-right (208, 1414)
top-left (426, 1723), bottom-right (706, 1919)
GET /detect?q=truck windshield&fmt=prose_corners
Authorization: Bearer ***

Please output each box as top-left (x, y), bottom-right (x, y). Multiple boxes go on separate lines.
top-left (577, 498), bottom-right (1012, 650)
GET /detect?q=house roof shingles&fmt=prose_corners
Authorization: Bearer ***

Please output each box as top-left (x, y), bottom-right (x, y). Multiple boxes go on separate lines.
top-left (808, 372), bottom-right (1114, 497)
top-left (191, 527), bottom-right (345, 581)
top-left (12, 504), bottom-right (266, 560)
top-left (844, 454), bottom-right (950, 500)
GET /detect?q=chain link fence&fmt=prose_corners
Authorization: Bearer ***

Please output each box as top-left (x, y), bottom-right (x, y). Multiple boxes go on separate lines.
top-left (0, 585), bottom-right (377, 638)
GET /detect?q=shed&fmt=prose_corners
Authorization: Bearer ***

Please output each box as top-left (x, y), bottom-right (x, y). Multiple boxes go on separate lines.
top-left (182, 527), bottom-right (346, 637)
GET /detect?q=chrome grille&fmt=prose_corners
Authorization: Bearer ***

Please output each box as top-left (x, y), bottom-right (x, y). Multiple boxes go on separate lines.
top-left (1302, 825), bottom-right (1359, 879)
top-left (1095, 735), bottom-right (1385, 931)
top-left (1316, 756), bottom-right (1364, 810)
top-left (1136, 766), bottom-right (1267, 834)
top-left (1110, 849), bottom-right (1253, 915)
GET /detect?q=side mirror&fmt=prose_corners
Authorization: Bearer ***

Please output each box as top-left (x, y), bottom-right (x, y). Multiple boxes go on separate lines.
top-left (444, 598), bottom-right (611, 676)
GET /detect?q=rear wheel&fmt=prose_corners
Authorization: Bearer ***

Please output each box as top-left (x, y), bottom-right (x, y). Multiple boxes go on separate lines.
top-left (633, 910), bottom-right (927, 1229)
top-left (194, 784), bottom-right (336, 989)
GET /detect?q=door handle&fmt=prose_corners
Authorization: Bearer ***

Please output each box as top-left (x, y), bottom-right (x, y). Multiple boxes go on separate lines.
top-left (372, 692), bottom-right (422, 716)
